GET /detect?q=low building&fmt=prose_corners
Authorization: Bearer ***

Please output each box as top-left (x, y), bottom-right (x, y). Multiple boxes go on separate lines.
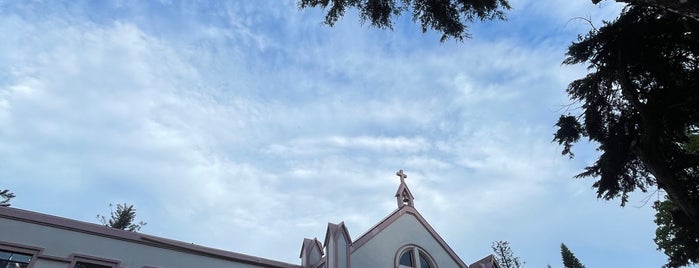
top-left (0, 170), bottom-right (499, 268)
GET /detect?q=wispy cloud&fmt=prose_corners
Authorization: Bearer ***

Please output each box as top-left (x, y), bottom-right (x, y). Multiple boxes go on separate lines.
top-left (266, 136), bottom-right (432, 155)
top-left (0, 1), bottom-right (662, 267)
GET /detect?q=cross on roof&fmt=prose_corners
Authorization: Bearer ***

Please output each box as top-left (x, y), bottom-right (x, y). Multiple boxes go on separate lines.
top-left (394, 169), bottom-right (414, 208)
top-left (396, 169), bottom-right (407, 184)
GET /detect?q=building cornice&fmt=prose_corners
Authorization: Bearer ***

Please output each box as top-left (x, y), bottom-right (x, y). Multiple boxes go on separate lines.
top-left (0, 206), bottom-right (300, 268)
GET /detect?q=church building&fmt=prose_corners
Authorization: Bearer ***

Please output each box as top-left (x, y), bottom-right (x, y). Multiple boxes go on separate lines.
top-left (0, 170), bottom-right (499, 268)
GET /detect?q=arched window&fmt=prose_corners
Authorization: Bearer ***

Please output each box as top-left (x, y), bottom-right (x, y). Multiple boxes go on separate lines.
top-left (396, 245), bottom-right (436, 268)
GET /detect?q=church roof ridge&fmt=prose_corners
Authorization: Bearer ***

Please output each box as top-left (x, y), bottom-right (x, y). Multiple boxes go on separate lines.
top-left (350, 205), bottom-right (469, 268)
top-left (469, 254), bottom-right (501, 268)
top-left (299, 238), bottom-right (323, 258)
top-left (323, 221), bottom-right (351, 248)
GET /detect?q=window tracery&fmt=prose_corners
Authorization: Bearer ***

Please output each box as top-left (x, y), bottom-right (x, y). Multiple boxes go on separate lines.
top-left (396, 245), bottom-right (435, 268)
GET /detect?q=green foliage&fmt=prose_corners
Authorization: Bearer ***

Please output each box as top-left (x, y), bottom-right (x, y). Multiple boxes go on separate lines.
top-left (560, 243), bottom-right (586, 268)
top-left (654, 198), bottom-right (699, 267)
top-left (97, 203), bottom-right (147, 232)
top-left (297, 0), bottom-right (511, 42)
top-left (491, 240), bottom-right (524, 268)
top-left (682, 130), bottom-right (699, 154)
top-left (0, 189), bottom-right (15, 207)
top-left (554, 5), bottom-right (699, 228)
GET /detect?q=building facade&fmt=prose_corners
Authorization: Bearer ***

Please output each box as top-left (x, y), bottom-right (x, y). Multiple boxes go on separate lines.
top-left (0, 170), bottom-right (499, 268)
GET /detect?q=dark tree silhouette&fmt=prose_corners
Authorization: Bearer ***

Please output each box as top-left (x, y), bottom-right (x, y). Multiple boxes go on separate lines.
top-left (654, 198), bottom-right (699, 267)
top-left (97, 203), bottom-right (147, 232)
top-left (554, 5), bottom-right (699, 229)
top-left (560, 243), bottom-right (586, 268)
top-left (298, 0), bottom-right (511, 41)
top-left (491, 241), bottom-right (523, 268)
top-left (0, 189), bottom-right (15, 207)
top-left (593, 0), bottom-right (699, 22)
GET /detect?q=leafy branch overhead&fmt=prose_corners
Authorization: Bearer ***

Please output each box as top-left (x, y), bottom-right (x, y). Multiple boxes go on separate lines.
top-left (298, 0), bottom-right (511, 41)
top-left (97, 203), bottom-right (147, 232)
top-left (553, 5), bottom-right (699, 225)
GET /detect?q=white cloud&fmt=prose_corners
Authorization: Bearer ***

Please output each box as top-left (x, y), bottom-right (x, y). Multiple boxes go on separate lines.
top-left (265, 135), bottom-right (432, 155)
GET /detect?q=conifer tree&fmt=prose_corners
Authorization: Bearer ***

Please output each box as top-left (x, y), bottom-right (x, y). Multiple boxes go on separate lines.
top-left (654, 198), bottom-right (699, 267)
top-left (298, 0), bottom-right (511, 42)
top-left (492, 241), bottom-right (524, 268)
top-left (554, 4), bottom-right (699, 234)
top-left (0, 189), bottom-right (15, 207)
top-left (560, 243), bottom-right (585, 268)
top-left (97, 203), bottom-right (147, 232)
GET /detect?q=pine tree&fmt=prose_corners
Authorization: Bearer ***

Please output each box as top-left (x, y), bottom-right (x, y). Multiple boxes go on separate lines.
top-left (97, 203), bottom-right (147, 232)
top-left (561, 243), bottom-right (585, 268)
top-left (0, 189), bottom-right (15, 207)
top-left (553, 4), bottom-right (699, 229)
top-left (492, 241), bottom-right (524, 268)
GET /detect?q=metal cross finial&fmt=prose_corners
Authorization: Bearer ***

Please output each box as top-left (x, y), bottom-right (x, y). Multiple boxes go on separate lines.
top-left (396, 169), bottom-right (407, 184)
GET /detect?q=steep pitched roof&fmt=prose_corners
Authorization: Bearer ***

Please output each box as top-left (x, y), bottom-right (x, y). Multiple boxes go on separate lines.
top-left (299, 238), bottom-right (323, 258)
top-left (350, 205), bottom-right (469, 268)
top-left (323, 222), bottom-right (351, 247)
top-left (469, 254), bottom-right (501, 268)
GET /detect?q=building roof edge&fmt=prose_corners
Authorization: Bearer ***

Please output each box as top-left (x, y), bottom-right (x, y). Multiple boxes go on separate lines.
top-left (0, 206), bottom-right (300, 268)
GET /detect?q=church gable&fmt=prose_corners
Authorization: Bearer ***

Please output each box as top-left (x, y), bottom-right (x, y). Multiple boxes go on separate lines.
top-left (300, 238), bottom-right (323, 267)
top-left (323, 222), bottom-right (351, 268)
top-left (469, 254), bottom-right (501, 268)
top-left (348, 170), bottom-right (468, 268)
top-left (350, 208), bottom-right (467, 268)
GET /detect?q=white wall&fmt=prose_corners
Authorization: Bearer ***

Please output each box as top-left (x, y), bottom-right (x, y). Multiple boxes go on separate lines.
top-left (350, 213), bottom-right (462, 268)
top-left (0, 217), bottom-right (293, 268)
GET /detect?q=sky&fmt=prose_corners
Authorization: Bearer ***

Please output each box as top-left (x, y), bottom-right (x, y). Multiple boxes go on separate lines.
top-left (0, 1), bottom-right (670, 267)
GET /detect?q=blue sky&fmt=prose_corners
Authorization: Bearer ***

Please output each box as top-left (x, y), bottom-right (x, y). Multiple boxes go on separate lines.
top-left (0, 1), bottom-right (669, 267)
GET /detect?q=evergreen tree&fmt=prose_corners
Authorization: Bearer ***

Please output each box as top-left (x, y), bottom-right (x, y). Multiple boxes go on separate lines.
top-left (554, 5), bottom-right (699, 229)
top-left (492, 241), bottom-right (524, 268)
top-left (0, 189), bottom-right (15, 207)
top-left (560, 243), bottom-right (585, 268)
top-left (97, 203), bottom-right (147, 232)
top-left (593, 0), bottom-right (699, 22)
top-left (298, 0), bottom-right (511, 42)
top-left (654, 198), bottom-right (699, 267)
